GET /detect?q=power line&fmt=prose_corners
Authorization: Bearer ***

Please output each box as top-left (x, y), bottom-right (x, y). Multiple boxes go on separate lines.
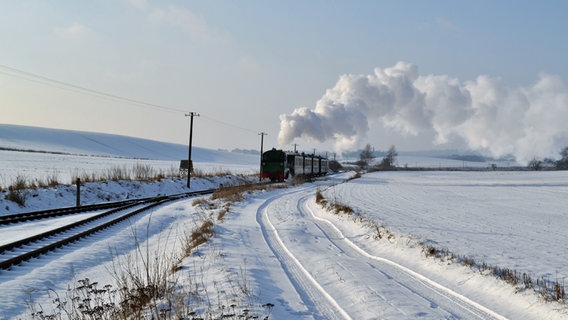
top-left (200, 114), bottom-right (259, 134)
top-left (0, 64), bottom-right (186, 114)
top-left (0, 63), bottom-right (267, 140)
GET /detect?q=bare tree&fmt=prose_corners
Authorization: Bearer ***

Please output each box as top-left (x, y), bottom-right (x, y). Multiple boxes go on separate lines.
top-left (359, 143), bottom-right (374, 167)
top-left (528, 158), bottom-right (542, 171)
top-left (380, 145), bottom-right (398, 169)
top-left (557, 146), bottom-right (568, 169)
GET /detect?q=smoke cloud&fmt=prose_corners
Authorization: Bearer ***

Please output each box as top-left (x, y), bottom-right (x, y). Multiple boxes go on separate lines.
top-left (278, 62), bottom-right (568, 163)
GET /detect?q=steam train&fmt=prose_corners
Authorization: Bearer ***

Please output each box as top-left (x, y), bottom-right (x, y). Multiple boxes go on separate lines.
top-left (261, 148), bottom-right (329, 181)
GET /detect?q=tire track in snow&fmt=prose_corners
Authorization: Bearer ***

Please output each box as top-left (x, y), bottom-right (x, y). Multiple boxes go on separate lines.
top-left (301, 195), bottom-right (508, 320)
top-left (256, 187), bottom-right (352, 320)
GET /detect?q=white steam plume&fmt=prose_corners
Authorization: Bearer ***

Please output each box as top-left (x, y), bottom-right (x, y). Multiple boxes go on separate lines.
top-left (278, 61), bottom-right (568, 163)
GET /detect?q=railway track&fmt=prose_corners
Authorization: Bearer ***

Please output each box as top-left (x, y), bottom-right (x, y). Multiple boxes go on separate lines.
top-left (0, 188), bottom-right (216, 271)
top-left (0, 199), bottom-right (141, 225)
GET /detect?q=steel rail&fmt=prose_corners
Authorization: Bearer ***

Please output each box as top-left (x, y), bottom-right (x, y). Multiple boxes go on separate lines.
top-left (0, 201), bottom-right (145, 255)
top-left (0, 199), bottom-right (144, 225)
top-left (0, 189), bottom-right (219, 225)
top-left (0, 189), bottom-right (216, 270)
top-left (0, 181), bottom-right (270, 271)
top-left (0, 199), bottom-right (167, 270)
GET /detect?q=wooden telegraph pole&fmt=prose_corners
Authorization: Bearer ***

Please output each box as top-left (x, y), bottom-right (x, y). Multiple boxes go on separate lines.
top-left (259, 132), bottom-right (267, 181)
top-left (185, 112), bottom-right (199, 188)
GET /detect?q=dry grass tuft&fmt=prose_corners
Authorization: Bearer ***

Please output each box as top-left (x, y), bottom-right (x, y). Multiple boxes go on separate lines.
top-left (5, 175), bottom-right (28, 206)
top-left (188, 220), bottom-right (214, 252)
top-left (314, 188), bottom-right (354, 215)
top-left (420, 241), bottom-right (567, 304)
top-left (315, 189), bottom-right (326, 206)
top-left (331, 203), bottom-right (353, 215)
top-left (217, 205), bottom-right (230, 221)
top-left (212, 183), bottom-right (284, 202)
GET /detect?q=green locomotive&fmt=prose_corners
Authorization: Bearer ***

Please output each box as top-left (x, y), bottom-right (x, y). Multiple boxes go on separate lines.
top-left (261, 148), bottom-right (329, 181)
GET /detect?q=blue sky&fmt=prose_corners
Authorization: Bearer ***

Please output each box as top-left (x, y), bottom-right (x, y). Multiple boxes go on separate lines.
top-left (1, 1), bottom-right (568, 158)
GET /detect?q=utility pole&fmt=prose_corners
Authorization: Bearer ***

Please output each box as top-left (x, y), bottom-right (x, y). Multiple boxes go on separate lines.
top-left (76, 178), bottom-right (81, 207)
top-left (185, 112), bottom-right (199, 188)
top-left (259, 132), bottom-right (267, 181)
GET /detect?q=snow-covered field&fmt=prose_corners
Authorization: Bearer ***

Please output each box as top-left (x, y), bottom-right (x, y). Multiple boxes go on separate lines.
top-left (326, 171), bottom-right (568, 285)
top-left (0, 124), bottom-right (259, 190)
top-left (2, 171), bottom-right (567, 319)
top-left (1, 125), bottom-right (567, 319)
top-left (0, 149), bottom-right (257, 191)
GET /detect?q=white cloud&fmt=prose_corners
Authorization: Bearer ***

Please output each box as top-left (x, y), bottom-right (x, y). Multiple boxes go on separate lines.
top-left (435, 17), bottom-right (461, 33)
top-left (126, 0), bottom-right (148, 11)
top-left (237, 56), bottom-right (261, 73)
top-left (55, 22), bottom-right (92, 39)
top-left (149, 5), bottom-right (229, 44)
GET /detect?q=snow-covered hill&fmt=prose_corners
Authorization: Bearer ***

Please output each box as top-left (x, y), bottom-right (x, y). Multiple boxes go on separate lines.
top-left (0, 124), bottom-right (260, 188)
top-left (0, 123), bottom-right (259, 163)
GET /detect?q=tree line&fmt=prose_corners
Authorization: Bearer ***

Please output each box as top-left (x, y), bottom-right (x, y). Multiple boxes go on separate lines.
top-left (357, 144), bottom-right (568, 171)
top-left (358, 144), bottom-right (398, 170)
top-left (528, 146), bottom-right (568, 170)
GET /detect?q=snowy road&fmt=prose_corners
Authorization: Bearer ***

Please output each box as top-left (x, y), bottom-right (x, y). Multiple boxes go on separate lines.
top-left (250, 182), bottom-right (506, 319)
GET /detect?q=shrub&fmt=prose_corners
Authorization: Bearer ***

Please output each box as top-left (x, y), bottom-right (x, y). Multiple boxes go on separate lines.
top-left (211, 183), bottom-right (279, 202)
top-left (315, 189), bottom-right (326, 205)
top-left (211, 185), bottom-right (246, 202)
top-left (6, 189), bottom-right (26, 206)
top-left (132, 163), bottom-right (154, 181)
top-left (9, 174), bottom-right (27, 191)
top-left (191, 197), bottom-right (208, 207)
top-left (28, 279), bottom-right (121, 320)
top-left (217, 205), bottom-right (230, 221)
top-left (332, 202), bottom-right (353, 215)
top-left (46, 172), bottom-right (60, 187)
top-left (187, 220), bottom-right (214, 252)
top-left (349, 171), bottom-right (362, 180)
top-left (5, 175), bottom-right (28, 206)
top-left (555, 282), bottom-right (565, 301)
top-left (314, 188), bottom-right (354, 215)
top-left (419, 242), bottom-right (567, 303)
top-left (105, 165), bottom-right (129, 181)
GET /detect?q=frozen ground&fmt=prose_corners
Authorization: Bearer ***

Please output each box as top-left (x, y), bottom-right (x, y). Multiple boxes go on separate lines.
top-left (1, 171), bottom-right (567, 319)
top-left (0, 125), bottom-right (567, 319)
top-left (325, 171), bottom-right (568, 285)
